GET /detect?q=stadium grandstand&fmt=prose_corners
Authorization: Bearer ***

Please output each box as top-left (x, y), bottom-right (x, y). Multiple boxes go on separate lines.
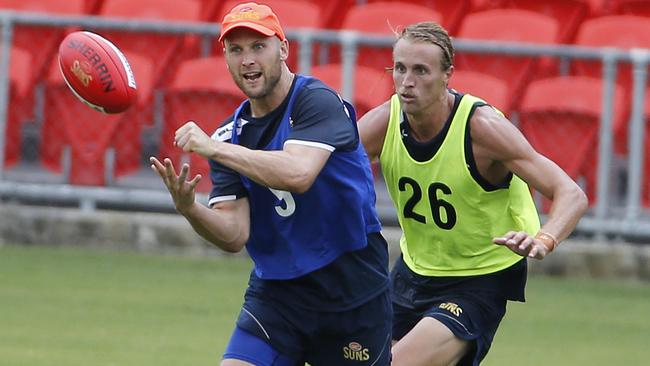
top-left (0, 0), bottom-right (649, 239)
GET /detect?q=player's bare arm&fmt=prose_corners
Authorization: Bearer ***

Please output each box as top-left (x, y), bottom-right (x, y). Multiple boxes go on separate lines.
top-left (469, 106), bottom-right (588, 259)
top-left (150, 156), bottom-right (250, 253)
top-left (358, 100), bottom-right (391, 162)
top-left (174, 121), bottom-right (331, 194)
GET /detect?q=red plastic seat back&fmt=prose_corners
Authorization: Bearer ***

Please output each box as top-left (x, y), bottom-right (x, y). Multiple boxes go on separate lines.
top-left (247, 0), bottom-right (348, 29)
top-left (2, 46), bottom-right (32, 167)
top-left (449, 70), bottom-right (510, 115)
top-left (0, 0), bottom-right (84, 70)
top-left (585, 0), bottom-right (615, 15)
top-left (470, 0), bottom-right (507, 11)
top-left (573, 15), bottom-right (650, 155)
top-left (85, 0), bottom-right (103, 13)
top-left (574, 15), bottom-right (650, 92)
top-left (613, 0), bottom-right (650, 17)
top-left (310, 63), bottom-right (393, 118)
top-left (455, 9), bottom-right (559, 111)
top-left (519, 76), bottom-right (627, 209)
top-left (6, 46), bottom-right (31, 101)
top-left (163, 56), bottom-right (245, 192)
top-left (340, 2), bottom-right (442, 71)
top-left (361, 0), bottom-right (469, 34)
top-left (0, 0), bottom-right (86, 116)
top-left (0, 0), bottom-right (84, 13)
top-left (195, 0), bottom-right (221, 21)
top-left (42, 51), bottom-right (154, 185)
top-left (641, 90), bottom-right (650, 207)
top-left (500, 0), bottom-right (589, 43)
top-left (99, 0), bottom-right (201, 87)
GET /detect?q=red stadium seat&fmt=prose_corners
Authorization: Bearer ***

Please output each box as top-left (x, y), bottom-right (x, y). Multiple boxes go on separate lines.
top-left (499, 0), bottom-right (589, 44)
top-left (449, 70), bottom-right (510, 115)
top-left (84, 0), bottom-right (103, 13)
top-left (174, 0), bottom-right (226, 67)
top-left (2, 46), bottom-right (32, 168)
top-left (340, 2), bottom-right (442, 71)
top-left (41, 51), bottom-right (154, 185)
top-left (574, 15), bottom-right (650, 91)
top-left (643, 91), bottom-right (650, 207)
top-left (585, 0), bottom-right (615, 15)
top-left (573, 15), bottom-right (650, 154)
top-left (214, 0), bottom-right (322, 72)
top-left (317, 0), bottom-right (351, 30)
top-left (309, 63), bottom-right (393, 118)
top-left (612, 0), bottom-right (650, 17)
top-left (361, 0), bottom-right (470, 35)
top-left (162, 56), bottom-right (245, 192)
top-left (455, 9), bottom-right (559, 112)
top-left (490, 0), bottom-right (591, 78)
top-left (519, 76), bottom-right (628, 210)
top-left (0, 0), bottom-right (86, 120)
top-left (470, 0), bottom-right (507, 11)
top-left (98, 0), bottom-right (201, 87)
top-left (196, 0), bottom-right (222, 21)
top-left (341, 2), bottom-right (443, 35)
top-left (471, 0), bottom-right (610, 16)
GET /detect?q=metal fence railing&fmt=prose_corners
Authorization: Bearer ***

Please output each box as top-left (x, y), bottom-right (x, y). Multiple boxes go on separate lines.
top-left (0, 11), bottom-right (649, 238)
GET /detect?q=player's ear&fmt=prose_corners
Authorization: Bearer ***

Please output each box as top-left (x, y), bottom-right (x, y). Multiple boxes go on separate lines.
top-left (280, 39), bottom-right (289, 61)
top-left (443, 65), bottom-right (454, 87)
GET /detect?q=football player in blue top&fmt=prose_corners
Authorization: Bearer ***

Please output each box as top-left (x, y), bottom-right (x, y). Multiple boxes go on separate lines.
top-left (150, 2), bottom-right (392, 366)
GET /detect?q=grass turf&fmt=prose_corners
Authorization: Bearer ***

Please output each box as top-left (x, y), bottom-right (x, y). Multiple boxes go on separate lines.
top-left (1, 244), bottom-right (648, 365)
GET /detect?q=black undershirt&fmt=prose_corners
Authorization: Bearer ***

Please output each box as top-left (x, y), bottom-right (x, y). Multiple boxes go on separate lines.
top-left (400, 91), bottom-right (511, 191)
top-left (400, 91), bottom-right (461, 162)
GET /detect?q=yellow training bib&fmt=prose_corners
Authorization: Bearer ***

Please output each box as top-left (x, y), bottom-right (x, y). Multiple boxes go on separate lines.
top-left (380, 93), bottom-right (540, 276)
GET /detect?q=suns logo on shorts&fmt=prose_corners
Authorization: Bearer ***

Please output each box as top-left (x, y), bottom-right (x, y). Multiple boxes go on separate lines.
top-left (343, 341), bottom-right (370, 361)
top-left (439, 302), bottom-right (463, 317)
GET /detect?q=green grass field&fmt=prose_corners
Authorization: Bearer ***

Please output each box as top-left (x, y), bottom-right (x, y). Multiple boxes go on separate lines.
top-left (1, 244), bottom-right (649, 366)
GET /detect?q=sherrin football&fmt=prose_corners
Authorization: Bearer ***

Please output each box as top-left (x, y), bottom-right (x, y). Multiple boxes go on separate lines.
top-left (58, 31), bottom-right (137, 114)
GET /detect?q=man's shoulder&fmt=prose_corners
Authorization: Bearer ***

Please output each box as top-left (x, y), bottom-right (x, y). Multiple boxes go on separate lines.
top-left (297, 76), bottom-right (340, 100)
top-left (301, 76), bottom-right (334, 91)
top-left (467, 101), bottom-right (522, 157)
top-left (292, 76), bottom-right (349, 117)
top-left (468, 103), bottom-right (511, 134)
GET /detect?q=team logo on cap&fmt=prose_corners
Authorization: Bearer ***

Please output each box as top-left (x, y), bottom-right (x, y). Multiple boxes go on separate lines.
top-left (229, 7), bottom-right (261, 21)
top-left (343, 341), bottom-right (370, 361)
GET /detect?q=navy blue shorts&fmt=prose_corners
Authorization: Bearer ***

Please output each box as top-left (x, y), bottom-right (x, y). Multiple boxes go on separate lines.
top-left (224, 290), bottom-right (392, 366)
top-left (391, 256), bottom-right (527, 366)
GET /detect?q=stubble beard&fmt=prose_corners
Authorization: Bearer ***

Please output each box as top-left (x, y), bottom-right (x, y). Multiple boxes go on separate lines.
top-left (241, 55), bottom-right (283, 100)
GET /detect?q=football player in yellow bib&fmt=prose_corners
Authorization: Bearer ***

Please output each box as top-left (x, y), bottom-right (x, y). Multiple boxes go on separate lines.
top-left (359, 21), bottom-right (587, 366)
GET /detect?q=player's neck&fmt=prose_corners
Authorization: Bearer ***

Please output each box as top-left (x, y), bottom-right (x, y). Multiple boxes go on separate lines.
top-left (406, 91), bottom-right (453, 142)
top-left (249, 68), bottom-right (294, 118)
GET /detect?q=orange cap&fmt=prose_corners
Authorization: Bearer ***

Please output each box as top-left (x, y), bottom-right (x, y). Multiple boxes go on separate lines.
top-left (219, 2), bottom-right (286, 43)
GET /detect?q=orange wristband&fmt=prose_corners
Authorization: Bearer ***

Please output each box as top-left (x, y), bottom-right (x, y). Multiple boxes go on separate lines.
top-left (535, 230), bottom-right (558, 252)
